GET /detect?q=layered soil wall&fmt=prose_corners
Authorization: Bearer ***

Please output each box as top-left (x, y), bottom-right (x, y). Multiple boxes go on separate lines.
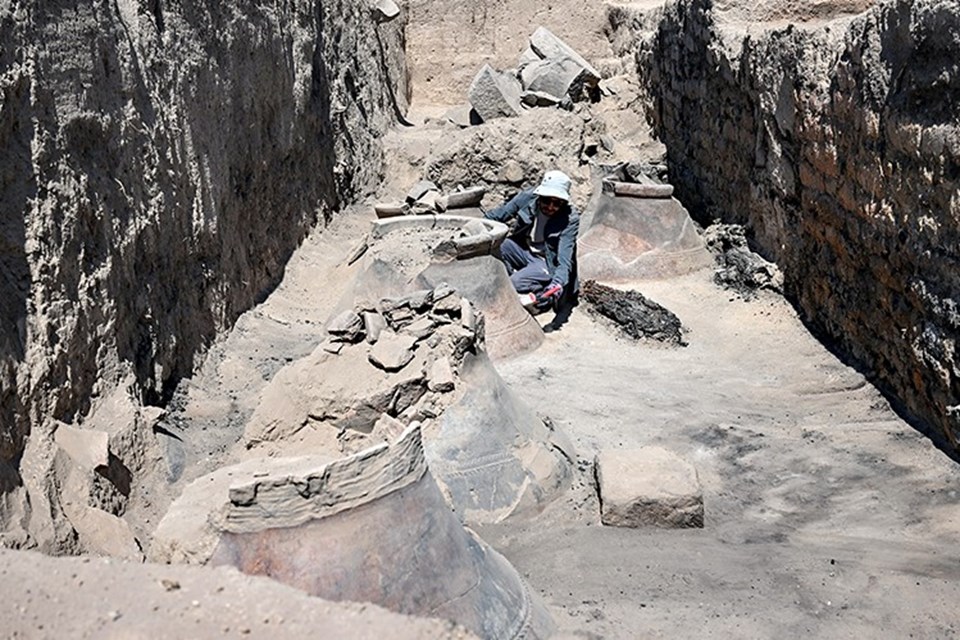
top-left (0, 0), bottom-right (407, 543)
top-left (619, 0), bottom-right (959, 446)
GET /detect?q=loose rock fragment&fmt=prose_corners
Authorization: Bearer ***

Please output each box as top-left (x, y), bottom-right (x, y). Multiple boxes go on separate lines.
top-left (468, 64), bottom-right (523, 121)
top-left (460, 299), bottom-right (476, 331)
top-left (433, 292), bottom-right (462, 315)
top-left (402, 316), bottom-right (436, 340)
top-left (406, 180), bottom-right (440, 204)
top-left (363, 311), bottom-right (386, 344)
top-left (368, 331), bottom-right (418, 372)
top-left (370, 0), bottom-right (400, 22)
top-left (595, 447), bottom-right (704, 528)
top-left (322, 341), bottom-right (345, 355)
top-left (372, 413), bottom-right (407, 441)
top-left (427, 358), bottom-right (456, 393)
top-left (498, 159), bottom-right (524, 183)
top-left (327, 310), bottom-right (365, 342)
top-left (404, 289), bottom-right (434, 310)
top-left (432, 283), bottom-right (456, 302)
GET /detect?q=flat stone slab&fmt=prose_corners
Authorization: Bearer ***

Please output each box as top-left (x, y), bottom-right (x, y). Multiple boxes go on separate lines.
top-left (529, 26), bottom-right (600, 84)
top-left (368, 331), bottom-right (418, 371)
top-left (595, 446), bottom-right (703, 528)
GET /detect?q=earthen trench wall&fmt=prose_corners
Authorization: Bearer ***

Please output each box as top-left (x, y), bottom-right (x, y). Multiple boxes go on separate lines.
top-left (625, 0), bottom-right (959, 445)
top-left (0, 1), bottom-right (408, 479)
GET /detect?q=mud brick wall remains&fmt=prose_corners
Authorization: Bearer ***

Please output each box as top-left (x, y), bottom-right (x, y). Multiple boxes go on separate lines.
top-left (626, 0), bottom-right (959, 445)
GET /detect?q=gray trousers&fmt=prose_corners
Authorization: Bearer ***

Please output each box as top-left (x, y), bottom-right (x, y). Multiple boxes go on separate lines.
top-left (499, 238), bottom-right (552, 294)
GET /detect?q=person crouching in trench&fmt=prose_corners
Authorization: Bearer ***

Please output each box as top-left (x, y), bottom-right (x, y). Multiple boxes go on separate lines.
top-left (484, 170), bottom-right (579, 312)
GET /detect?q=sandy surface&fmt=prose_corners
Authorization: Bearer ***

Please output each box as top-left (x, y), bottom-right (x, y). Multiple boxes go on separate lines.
top-left (476, 271), bottom-right (960, 638)
top-left (0, 548), bottom-right (472, 639)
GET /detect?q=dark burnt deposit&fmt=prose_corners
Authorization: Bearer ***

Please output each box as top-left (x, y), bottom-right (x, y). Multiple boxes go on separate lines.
top-left (581, 280), bottom-right (686, 345)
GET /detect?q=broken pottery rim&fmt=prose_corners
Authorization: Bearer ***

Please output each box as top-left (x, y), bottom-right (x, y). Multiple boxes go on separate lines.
top-left (370, 214), bottom-right (509, 259)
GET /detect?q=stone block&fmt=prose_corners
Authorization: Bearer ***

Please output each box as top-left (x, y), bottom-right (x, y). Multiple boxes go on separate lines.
top-left (520, 58), bottom-right (586, 101)
top-left (529, 26), bottom-right (600, 85)
top-left (372, 413), bottom-right (406, 440)
top-left (402, 316), bottom-right (436, 340)
top-left (468, 64), bottom-right (523, 121)
top-left (595, 446), bottom-right (703, 528)
top-left (363, 311), bottom-right (386, 344)
top-left (406, 179), bottom-right (440, 203)
top-left (368, 331), bottom-right (418, 372)
top-left (327, 310), bottom-right (364, 342)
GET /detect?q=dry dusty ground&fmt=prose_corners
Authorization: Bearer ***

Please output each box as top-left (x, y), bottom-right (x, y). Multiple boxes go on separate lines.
top-left (0, 547), bottom-right (470, 639)
top-left (480, 272), bottom-right (960, 638)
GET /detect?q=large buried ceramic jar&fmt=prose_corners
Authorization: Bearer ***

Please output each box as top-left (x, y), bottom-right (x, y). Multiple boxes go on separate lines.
top-left (577, 179), bottom-right (713, 282)
top-left (150, 426), bottom-right (554, 640)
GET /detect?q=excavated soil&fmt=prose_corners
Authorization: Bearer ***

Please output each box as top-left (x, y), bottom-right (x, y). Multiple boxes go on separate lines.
top-left (4, 0), bottom-right (959, 638)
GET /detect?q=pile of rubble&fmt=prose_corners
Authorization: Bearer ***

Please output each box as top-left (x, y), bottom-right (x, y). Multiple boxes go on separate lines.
top-left (599, 161), bottom-right (675, 198)
top-left (464, 27), bottom-right (601, 123)
top-left (243, 285), bottom-right (483, 456)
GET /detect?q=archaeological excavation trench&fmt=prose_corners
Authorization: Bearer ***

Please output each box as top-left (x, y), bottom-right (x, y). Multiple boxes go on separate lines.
top-left (1, 0), bottom-right (959, 637)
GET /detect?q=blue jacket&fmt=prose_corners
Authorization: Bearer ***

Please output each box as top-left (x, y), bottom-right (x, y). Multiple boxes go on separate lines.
top-left (484, 190), bottom-right (580, 291)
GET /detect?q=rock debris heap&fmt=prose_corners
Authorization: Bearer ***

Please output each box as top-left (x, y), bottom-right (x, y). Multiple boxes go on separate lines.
top-left (466, 26), bottom-right (601, 122)
top-left (703, 224), bottom-right (784, 300)
top-left (375, 179), bottom-right (487, 218)
top-left (244, 285), bottom-right (482, 455)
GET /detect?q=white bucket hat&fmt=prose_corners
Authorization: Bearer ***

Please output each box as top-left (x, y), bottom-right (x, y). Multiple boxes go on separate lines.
top-left (533, 170), bottom-right (571, 202)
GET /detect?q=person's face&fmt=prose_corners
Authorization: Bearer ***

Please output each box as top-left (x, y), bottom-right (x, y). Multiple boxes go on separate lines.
top-left (538, 196), bottom-right (564, 216)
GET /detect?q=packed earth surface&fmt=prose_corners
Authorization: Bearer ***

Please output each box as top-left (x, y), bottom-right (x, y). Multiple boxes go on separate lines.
top-left (2, 0), bottom-right (959, 638)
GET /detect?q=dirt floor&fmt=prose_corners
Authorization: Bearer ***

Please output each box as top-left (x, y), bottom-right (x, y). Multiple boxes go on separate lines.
top-left (480, 273), bottom-right (960, 638)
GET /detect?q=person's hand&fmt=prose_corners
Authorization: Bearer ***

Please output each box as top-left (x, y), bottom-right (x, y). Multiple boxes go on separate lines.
top-left (535, 283), bottom-right (563, 309)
